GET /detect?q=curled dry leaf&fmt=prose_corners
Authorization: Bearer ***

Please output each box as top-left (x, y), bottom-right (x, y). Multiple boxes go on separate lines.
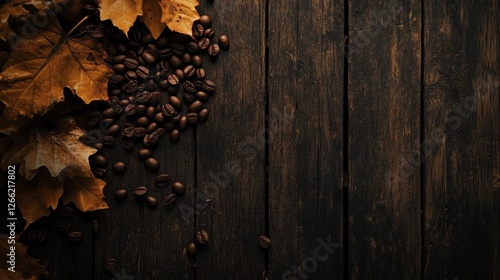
top-left (98, 0), bottom-right (144, 35)
top-left (62, 176), bottom-right (108, 212)
top-left (0, 235), bottom-right (48, 279)
top-left (0, 18), bottom-right (113, 134)
top-left (159, 0), bottom-right (200, 36)
top-left (1, 116), bottom-right (97, 180)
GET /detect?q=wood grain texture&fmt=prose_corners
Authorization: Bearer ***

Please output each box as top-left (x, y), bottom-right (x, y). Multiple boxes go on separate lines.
top-left (347, 0), bottom-right (422, 278)
top-left (423, 1), bottom-right (500, 278)
top-left (194, 1), bottom-right (267, 279)
top-left (267, 0), bottom-right (345, 279)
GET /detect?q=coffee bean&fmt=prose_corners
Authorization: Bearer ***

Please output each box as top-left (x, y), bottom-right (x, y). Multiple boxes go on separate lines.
top-left (182, 92), bottom-right (196, 104)
top-left (134, 127), bottom-right (147, 138)
top-left (150, 91), bottom-right (162, 105)
top-left (203, 80), bottom-right (216, 92)
top-left (114, 189), bottom-right (128, 201)
top-left (208, 44), bottom-right (220, 57)
top-left (125, 70), bottom-right (138, 80)
top-left (199, 15), bottom-right (212, 28)
top-left (122, 126), bottom-right (136, 138)
top-left (123, 80), bottom-right (138, 93)
top-left (186, 41), bottom-right (199, 53)
top-left (170, 42), bottom-right (185, 56)
top-left (135, 104), bottom-right (147, 116)
top-left (104, 258), bottom-right (117, 271)
top-left (218, 35), bottom-right (230, 50)
top-left (204, 28), bottom-right (215, 38)
top-left (94, 168), bottom-right (106, 177)
top-left (141, 51), bottom-right (156, 65)
top-left (189, 100), bottom-right (203, 113)
top-left (156, 174), bottom-right (171, 187)
top-left (157, 37), bottom-right (169, 48)
top-left (146, 106), bottom-right (157, 119)
top-left (127, 42), bottom-right (140, 51)
top-left (146, 43), bottom-right (157, 54)
top-left (146, 122), bottom-right (159, 133)
top-left (193, 23), bottom-right (204, 37)
top-left (57, 223), bottom-right (71, 235)
top-left (155, 112), bottom-right (167, 123)
top-left (135, 91), bottom-right (152, 104)
top-left (136, 116), bottom-right (150, 127)
top-left (196, 230), bottom-right (209, 244)
top-left (107, 124), bottom-right (120, 136)
top-left (132, 186), bottom-right (148, 197)
top-left (102, 107), bottom-right (117, 118)
top-left (198, 38), bottom-right (210, 50)
top-left (116, 43), bottom-right (127, 54)
top-left (164, 193), bottom-right (177, 206)
top-left (112, 64), bottom-right (126, 74)
top-left (159, 48), bottom-right (173, 58)
top-left (174, 69), bottom-right (185, 81)
top-left (141, 34), bottom-right (154, 45)
top-left (103, 135), bottom-right (116, 147)
top-left (195, 80), bottom-right (204, 90)
top-left (59, 206), bottom-right (74, 218)
top-left (182, 52), bottom-right (192, 65)
top-left (137, 148), bottom-right (153, 160)
top-left (186, 242), bottom-right (197, 257)
top-left (145, 78), bottom-right (156, 91)
top-left (145, 157), bottom-right (160, 171)
top-left (36, 227), bottom-right (48, 242)
top-left (178, 116), bottom-right (188, 131)
top-left (168, 55), bottom-right (183, 69)
top-left (199, 108), bottom-right (209, 122)
top-left (123, 139), bottom-right (135, 150)
top-left (113, 54), bottom-right (127, 64)
top-left (93, 155), bottom-right (108, 167)
top-left (184, 81), bottom-right (196, 93)
top-left (169, 96), bottom-right (183, 109)
top-left (113, 162), bottom-right (127, 174)
top-left (68, 231), bottom-right (82, 243)
top-left (143, 128), bottom-right (166, 146)
top-left (136, 66), bottom-right (150, 79)
top-left (196, 91), bottom-right (210, 101)
top-left (258, 235), bottom-right (272, 249)
top-left (167, 74), bottom-right (180, 86)
top-left (171, 181), bottom-right (186, 195)
top-left (127, 50), bottom-right (138, 59)
top-left (93, 142), bottom-right (104, 153)
top-left (192, 55), bottom-right (203, 68)
top-left (187, 112), bottom-right (199, 123)
top-left (184, 65), bottom-right (196, 77)
top-left (124, 58), bottom-right (139, 69)
top-left (195, 68), bottom-right (206, 79)
top-left (162, 104), bottom-right (177, 117)
top-left (145, 196), bottom-right (158, 208)
top-left (169, 129), bottom-right (180, 142)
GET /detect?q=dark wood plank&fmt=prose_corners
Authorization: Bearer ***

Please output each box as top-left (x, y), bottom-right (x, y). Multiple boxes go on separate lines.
top-left (267, 0), bottom-right (345, 279)
top-left (348, 0), bottom-right (422, 278)
top-left (94, 131), bottom-right (195, 279)
top-left (423, 1), bottom-right (500, 278)
top-left (194, 1), bottom-right (267, 279)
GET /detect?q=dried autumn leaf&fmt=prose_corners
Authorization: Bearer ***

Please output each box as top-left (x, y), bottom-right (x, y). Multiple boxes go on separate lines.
top-left (141, 0), bottom-right (165, 39)
top-left (159, 0), bottom-right (200, 36)
top-left (98, 0), bottom-right (144, 35)
top-left (16, 167), bottom-right (63, 228)
top-left (0, 18), bottom-right (112, 134)
top-left (62, 176), bottom-right (108, 212)
top-left (0, 235), bottom-right (48, 278)
top-left (1, 116), bottom-right (97, 180)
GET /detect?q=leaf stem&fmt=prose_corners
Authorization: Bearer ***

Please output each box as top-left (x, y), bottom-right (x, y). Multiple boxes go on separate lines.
top-left (67, 12), bottom-right (98, 37)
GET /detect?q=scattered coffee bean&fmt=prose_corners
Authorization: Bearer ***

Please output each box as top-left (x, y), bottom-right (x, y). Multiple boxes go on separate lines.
top-left (208, 44), bottom-right (220, 57)
top-left (218, 35), bottom-right (230, 50)
top-left (132, 186), bottom-right (148, 197)
top-left (114, 189), bottom-right (128, 201)
top-left (68, 231), bottom-right (82, 243)
top-left (189, 100), bottom-right (203, 113)
top-left (112, 162), bottom-right (127, 174)
top-left (199, 109), bottom-right (209, 122)
top-left (258, 235), bottom-right (272, 249)
top-left (137, 148), bottom-right (153, 160)
top-left (186, 242), bottom-right (197, 257)
top-left (94, 168), bottom-right (107, 177)
top-left (172, 181), bottom-right (186, 195)
top-left (164, 193), bottom-right (177, 207)
top-left (199, 15), bottom-right (212, 28)
top-left (57, 223), bottom-right (71, 235)
top-left (104, 258), bottom-right (117, 271)
top-left (93, 155), bottom-right (108, 167)
top-left (169, 129), bottom-right (180, 142)
top-left (196, 230), bottom-right (209, 244)
top-left (59, 207), bottom-right (74, 218)
top-left (156, 174), bottom-right (171, 187)
top-left (145, 157), bottom-right (160, 171)
top-left (198, 38), bottom-right (210, 50)
top-left (145, 196), bottom-right (158, 208)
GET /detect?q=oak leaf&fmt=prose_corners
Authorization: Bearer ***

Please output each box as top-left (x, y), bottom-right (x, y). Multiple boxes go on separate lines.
top-left (62, 175), bottom-right (108, 212)
top-left (0, 235), bottom-right (48, 278)
top-left (97, 0), bottom-right (144, 35)
top-left (0, 18), bottom-right (113, 133)
top-left (1, 117), bottom-right (97, 180)
top-left (159, 0), bottom-right (200, 36)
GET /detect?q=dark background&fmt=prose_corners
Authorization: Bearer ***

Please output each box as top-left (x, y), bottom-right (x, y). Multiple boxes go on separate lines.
top-left (3, 0), bottom-right (500, 279)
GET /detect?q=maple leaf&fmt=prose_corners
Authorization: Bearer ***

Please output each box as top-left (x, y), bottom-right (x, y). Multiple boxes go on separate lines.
top-left (141, 0), bottom-right (165, 39)
top-left (97, 0), bottom-right (144, 35)
top-left (159, 0), bottom-right (200, 36)
top-left (62, 175), bottom-right (108, 212)
top-left (0, 18), bottom-right (113, 134)
top-left (0, 235), bottom-right (48, 278)
top-left (1, 116), bottom-right (97, 180)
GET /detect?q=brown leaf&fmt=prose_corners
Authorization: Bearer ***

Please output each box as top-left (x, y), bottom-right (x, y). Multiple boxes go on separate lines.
top-left (0, 235), bottom-right (48, 279)
top-left (1, 116), bottom-right (97, 180)
top-left (98, 0), bottom-right (144, 35)
top-left (159, 0), bottom-right (200, 36)
top-left (62, 176), bottom-right (108, 212)
top-left (16, 167), bottom-right (63, 228)
top-left (141, 0), bottom-right (166, 39)
top-left (0, 18), bottom-right (113, 134)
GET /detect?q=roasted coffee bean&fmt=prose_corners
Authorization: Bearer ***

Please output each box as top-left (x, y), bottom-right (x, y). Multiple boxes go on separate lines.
top-left (125, 70), bottom-right (138, 80)
top-left (167, 85), bottom-right (178, 95)
top-left (113, 54), bottom-right (127, 64)
top-left (204, 28), bottom-right (215, 38)
top-left (178, 116), bottom-right (188, 131)
top-left (168, 55), bottom-right (183, 69)
top-left (112, 64), bottom-right (126, 74)
top-left (167, 74), bottom-right (179, 86)
top-left (143, 128), bottom-right (166, 146)
top-left (174, 69), bottom-right (185, 81)
top-left (94, 168), bottom-right (106, 177)
top-left (186, 242), bottom-right (197, 257)
top-left (170, 114), bottom-right (181, 122)
top-left (109, 88), bottom-right (122, 97)
top-left (114, 189), bottom-right (128, 201)
top-left (146, 106), bottom-right (156, 119)
top-left (208, 44), bottom-right (220, 57)
top-left (156, 173), bottom-right (171, 187)
top-left (188, 100), bottom-right (203, 113)
top-left (146, 43), bottom-right (157, 54)
top-left (168, 96), bottom-right (182, 109)
top-left (145, 196), bottom-right (158, 208)
top-left (136, 116), bottom-right (150, 127)
top-left (127, 50), bottom-right (138, 59)
top-left (165, 121), bottom-right (175, 131)
top-left (116, 43), bottom-right (127, 54)
top-left (36, 227), bottom-right (48, 242)
top-left (104, 258), bottom-right (117, 272)
top-left (196, 230), bottom-right (209, 244)
top-left (186, 41), bottom-right (199, 53)
top-left (127, 42), bottom-right (140, 51)
top-left (170, 42), bottom-right (185, 56)
top-left (125, 104), bottom-right (137, 115)
top-left (112, 162), bottom-right (127, 174)
top-left (187, 112), bottom-right (199, 123)
top-left (199, 15), bottom-right (212, 28)
top-left (181, 52), bottom-right (192, 65)
top-left (218, 35), bottom-right (230, 50)
top-left (135, 91), bottom-right (152, 104)
top-left (137, 148), bottom-right (153, 160)
top-left (164, 194), bottom-right (177, 206)
top-left (193, 23), bottom-right (204, 37)
top-left (145, 78), bottom-right (156, 91)
top-left (119, 99), bottom-right (130, 106)
top-left (137, 56), bottom-right (147, 66)
top-left (182, 92), bottom-right (196, 104)
top-left (196, 91), bottom-right (210, 101)
top-left (57, 223), bottom-right (71, 235)
top-left (184, 65), bottom-right (196, 77)
top-left (159, 79), bottom-right (169, 90)
top-left (203, 80), bottom-right (216, 92)
top-left (159, 48), bottom-right (173, 58)
top-left (150, 91), bottom-right (162, 105)
top-left (123, 139), bottom-right (135, 150)
top-left (198, 38), bottom-right (210, 50)
top-left (199, 108), bottom-right (209, 122)
top-left (68, 231), bottom-right (82, 243)
top-left (59, 206), bottom-right (74, 218)
top-left (169, 129), bottom-right (180, 142)
top-left (135, 104), bottom-right (147, 116)
top-left (101, 118), bottom-right (115, 129)
top-left (124, 58), bottom-right (139, 69)
top-left (93, 154), bottom-right (108, 167)
top-left (108, 124), bottom-right (121, 136)
top-left (157, 37), bottom-right (169, 48)
top-left (171, 181), bottom-right (186, 195)
top-left (93, 142), bottom-right (105, 153)
top-left (145, 158), bottom-right (160, 171)
top-left (146, 122), bottom-right (159, 133)
top-left (102, 107), bottom-right (117, 118)
top-left (123, 80), bottom-right (138, 93)
top-left (195, 68), bottom-right (206, 79)
top-left (195, 80), bottom-right (204, 90)
top-left (155, 112), bottom-right (167, 123)
top-left (136, 66), bottom-right (150, 79)
top-left (141, 34), bottom-right (154, 45)
top-left (192, 55), bottom-right (203, 68)
top-left (103, 135), bottom-right (116, 147)
top-left (161, 104), bottom-right (177, 117)
top-left (184, 81), bottom-right (196, 93)
top-left (134, 127), bottom-right (147, 138)
top-left (123, 127), bottom-right (136, 138)
top-left (258, 235), bottom-right (272, 249)
top-left (141, 51), bottom-right (156, 65)
top-left (132, 186), bottom-right (148, 197)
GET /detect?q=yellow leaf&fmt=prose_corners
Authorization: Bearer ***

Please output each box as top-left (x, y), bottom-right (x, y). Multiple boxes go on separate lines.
top-left (1, 117), bottom-right (97, 180)
top-left (141, 0), bottom-right (166, 39)
top-left (159, 0), bottom-right (200, 36)
top-left (62, 176), bottom-right (108, 212)
top-left (0, 18), bottom-right (113, 134)
top-left (98, 0), bottom-right (144, 35)
top-left (0, 235), bottom-right (48, 278)
top-left (16, 167), bottom-right (63, 228)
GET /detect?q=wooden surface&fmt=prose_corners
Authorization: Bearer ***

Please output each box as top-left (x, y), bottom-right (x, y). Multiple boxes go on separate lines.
top-left (8, 0), bottom-right (499, 279)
